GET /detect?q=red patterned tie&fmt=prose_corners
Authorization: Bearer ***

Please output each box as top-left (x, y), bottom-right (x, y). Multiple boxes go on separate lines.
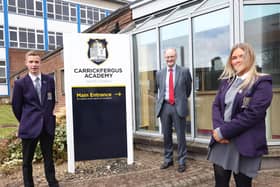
top-left (169, 68), bottom-right (175, 105)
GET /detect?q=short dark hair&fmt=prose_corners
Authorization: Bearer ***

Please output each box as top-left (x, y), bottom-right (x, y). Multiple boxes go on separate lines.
top-left (25, 50), bottom-right (41, 60)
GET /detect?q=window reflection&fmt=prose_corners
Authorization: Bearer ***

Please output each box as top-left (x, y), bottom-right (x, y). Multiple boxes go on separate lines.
top-left (159, 20), bottom-right (191, 134)
top-left (134, 30), bottom-right (158, 132)
top-left (160, 21), bottom-right (189, 67)
top-left (244, 4), bottom-right (280, 88)
top-left (244, 4), bottom-right (280, 140)
top-left (193, 8), bottom-right (230, 137)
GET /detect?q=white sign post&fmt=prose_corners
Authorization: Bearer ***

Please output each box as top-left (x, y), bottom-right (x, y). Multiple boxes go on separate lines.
top-left (63, 33), bottom-right (134, 173)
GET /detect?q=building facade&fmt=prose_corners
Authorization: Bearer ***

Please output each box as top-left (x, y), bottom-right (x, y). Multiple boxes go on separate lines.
top-left (6, 0), bottom-right (280, 159)
top-left (0, 0), bottom-right (128, 98)
top-left (130, 0), bottom-right (280, 146)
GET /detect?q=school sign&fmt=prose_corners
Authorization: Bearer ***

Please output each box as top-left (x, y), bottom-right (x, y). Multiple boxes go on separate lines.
top-left (63, 34), bottom-right (134, 173)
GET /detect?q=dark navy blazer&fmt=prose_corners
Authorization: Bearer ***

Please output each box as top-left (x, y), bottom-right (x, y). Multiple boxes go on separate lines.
top-left (12, 74), bottom-right (56, 139)
top-left (210, 75), bottom-right (273, 157)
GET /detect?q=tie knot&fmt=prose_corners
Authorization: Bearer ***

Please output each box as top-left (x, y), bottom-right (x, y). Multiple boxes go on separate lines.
top-left (35, 77), bottom-right (40, 82)
top-left (169, 68), bottom-right (173, 72)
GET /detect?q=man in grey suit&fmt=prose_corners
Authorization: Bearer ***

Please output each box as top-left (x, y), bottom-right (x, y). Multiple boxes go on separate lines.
top-left (156, 48), bottom-right (192, 173)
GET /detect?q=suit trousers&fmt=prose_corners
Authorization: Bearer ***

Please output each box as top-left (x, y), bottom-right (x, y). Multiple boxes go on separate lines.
top-left (160, 101), bottom-right (187, 165)
top-left (22, 129), bottom-right (58, 187)
top-left (214, 164), bottom-right (252, 187)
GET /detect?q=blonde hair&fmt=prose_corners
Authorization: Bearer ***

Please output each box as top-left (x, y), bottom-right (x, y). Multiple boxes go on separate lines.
top-left (219, 43), bottom-right (265, 90)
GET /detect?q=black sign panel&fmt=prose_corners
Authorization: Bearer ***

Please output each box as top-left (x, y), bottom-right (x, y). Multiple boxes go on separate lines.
top-left (72, 86), bottom-right (127, 161)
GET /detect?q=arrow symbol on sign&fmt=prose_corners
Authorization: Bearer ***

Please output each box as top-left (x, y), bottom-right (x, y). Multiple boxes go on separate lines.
top-left (114, 92), bottom-right (122, 96)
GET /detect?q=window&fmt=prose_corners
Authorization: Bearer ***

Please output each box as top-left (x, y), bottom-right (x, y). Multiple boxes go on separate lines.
top-left (18, 28), bottom-right (36, 49)
top-left (48, 31), bottom-right (55, 50)
top-left (134, 30), bottom-right (158, 132)
top-left (55, 0), bottom-right (62, 19)
top-left (87, 7), bottom-right (93, 24)
top-left (70, 3), bottom-right (76, 22)
top-left (9, 27), bottom-right (18, 48)
top-left (8, 0), bottom-right (16, 12)
top-left (193, 8), bottom-right (230, 91)
top-left (54, 0), bottom-right (71, 21)
top-left (19, 28), bottom-right (27, 48)
top-left (48, 31), bottom-right (63, 50)
top-left (0, 60), bottom-right (6, 84)
top-left (159, 20), bottom-right (191, 134)
top-left (244, 4), bottom-right (280, 88)
top-left (47, 0), bottom-right (54, 19)
top-left (56, 32), bottom-right (63, 47)
top-left (93, 8), bottom-right (99, 24)
top-left (35, 0), bottom-right (43, 17)
top-left (16, 0), bottom-right (35, 16)
top-left (62, 1), bottom-right (69, 21)
top-left (5, 25), bottom-right (64, 50)
top-left (80, 5), bottom-right (86, 24)
top-left (160, 21), bottom-right (189, 67)
top-left (100, 9), bottom-right (106, 20)
top-left (193, 8), bottom-right (230, 137)
top-left (76, 5), bottom-right (111, 25)
top-left (27, 28), bottom-right (35, 48)
top-left (244, 3), bottom-right (280, 140)
top-left (0, 0), bottom-right (3, 11)
top-left (18, 0), bottom-right (26, 14)
top-left (36, 30), bottom-right (44, 49)
top-left (26, 0), bottom-right (34, 15)
top-left (0, 25), bottom-right (4, 47)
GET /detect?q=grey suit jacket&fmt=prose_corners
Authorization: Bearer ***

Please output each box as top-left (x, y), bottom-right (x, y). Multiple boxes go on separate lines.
top-left (156, 65), bottom-right (192, 118)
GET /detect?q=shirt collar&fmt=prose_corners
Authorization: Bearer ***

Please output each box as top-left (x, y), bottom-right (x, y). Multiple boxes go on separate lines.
top-left (237, 71), bottom-right (249, 80)
top-left (29, 73), bottom-right (41, 82)
top-left (167, 65), bottom-right (176, 72)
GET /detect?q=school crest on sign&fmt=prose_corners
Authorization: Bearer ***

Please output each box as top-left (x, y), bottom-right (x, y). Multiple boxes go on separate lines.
top-left (87, 39), bottom-right (108, 65)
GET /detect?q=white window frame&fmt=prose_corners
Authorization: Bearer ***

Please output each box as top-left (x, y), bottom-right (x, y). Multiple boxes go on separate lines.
top-left (0, 60), bottom-right (6, 84)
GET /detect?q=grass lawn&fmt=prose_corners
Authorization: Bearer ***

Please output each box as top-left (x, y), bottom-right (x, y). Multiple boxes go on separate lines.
top-left (0, 104), bottom-right (18, 138)
top-left (0, 127), bottom-right (16, 138)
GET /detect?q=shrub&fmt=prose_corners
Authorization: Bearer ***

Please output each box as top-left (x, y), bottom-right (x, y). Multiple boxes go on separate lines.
top-left (0, 107), bottom-right (67, 171)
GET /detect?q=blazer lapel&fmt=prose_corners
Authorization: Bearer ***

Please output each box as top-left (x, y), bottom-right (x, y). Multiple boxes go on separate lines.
top-left (25, 75), bottom-right (42, 106)
top-left (174, 65), bottom-right (180, 89)
top-left (232, 87), bottom-right (246, 114)
top-left (219, 80), bottom-right (232, 114)
top-left (41, 74), bottom-right (48, 105)
top-left (162, 68), bottom-right (167, 91)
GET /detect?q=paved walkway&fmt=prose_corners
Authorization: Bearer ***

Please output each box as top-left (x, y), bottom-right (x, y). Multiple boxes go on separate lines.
top-left (58, 150), bottom-right (280, 187)
top-left (2, 149), bottom-right (280, 187)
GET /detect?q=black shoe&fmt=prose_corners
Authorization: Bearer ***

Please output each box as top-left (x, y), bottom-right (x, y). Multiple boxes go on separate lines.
top-left (178, 164), bottom-right (186, 173)
top-left (49, 180), bottom-right (59, 187)
top-left (160, 161), bottom-right (174, 169)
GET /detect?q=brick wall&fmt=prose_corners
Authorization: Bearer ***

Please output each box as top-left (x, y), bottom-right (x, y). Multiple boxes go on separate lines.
top-left (93, 9), bottom-right (132, 33)
top-left (9, 49), bottom-right (64, 112)
top-left (9, 48), bottom-right (45, 78)
top-left (41, 50), bottom-right (65, 111)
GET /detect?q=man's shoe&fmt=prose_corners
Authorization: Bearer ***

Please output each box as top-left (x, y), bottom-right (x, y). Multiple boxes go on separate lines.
top-left (177, 165), bottom-right (186, 173)
top-left (160, 161), bottom-right (174, 169)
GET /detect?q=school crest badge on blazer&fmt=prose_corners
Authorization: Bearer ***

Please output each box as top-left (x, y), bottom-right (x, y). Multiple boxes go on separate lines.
top-left (87, 39), bottom-right (108, 65)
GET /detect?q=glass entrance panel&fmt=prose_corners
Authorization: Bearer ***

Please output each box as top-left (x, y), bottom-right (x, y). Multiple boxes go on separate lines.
top-left (133, 30), bottom-right (158, 132)
top-left (244, 4), bottom-right (280, 140)
top-left (159, 20), bottom-right (191, 135)
top-left (192, 8), bottom-right (230, 138)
